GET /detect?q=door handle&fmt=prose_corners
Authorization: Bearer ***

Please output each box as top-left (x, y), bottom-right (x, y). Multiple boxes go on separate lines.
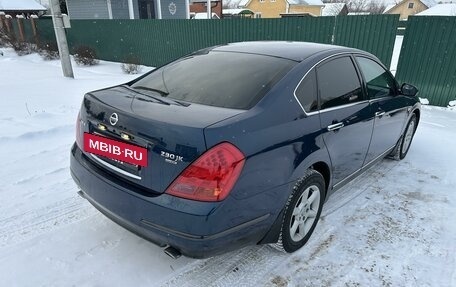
top-left (375, 111), bottom-right (386, 117)
top-left (327, 122), bottom-right (344, 131)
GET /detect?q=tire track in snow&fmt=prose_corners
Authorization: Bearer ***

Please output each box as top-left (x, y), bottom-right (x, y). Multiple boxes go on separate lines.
top-left (0, 180), bottom-right (95, 248)
top-left (159, 246), bottom-right (287, 287)
top-left (2, 143), bottom-right (71, 167)
top-left (1, 144), bottom-right (72, 194)
top-left (13, 167), bottom-right (68, 185)
top-left (321, 159), bottom-right (401, 217)
top-left (0, 118), bottom-right (85, 248)
top-left (158, 159), bottom-right (401, 287)
top-left (0, 124), bottom-right (73, 143)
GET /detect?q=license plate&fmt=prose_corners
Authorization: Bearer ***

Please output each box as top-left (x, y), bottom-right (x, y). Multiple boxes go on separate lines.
top-left (84, 133), bottom-right (148, 167)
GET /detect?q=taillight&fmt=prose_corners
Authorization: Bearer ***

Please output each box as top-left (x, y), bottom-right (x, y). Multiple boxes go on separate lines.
top-left (165, 142), bottom-right (245, 202)
top-left (76, 112), bottom-right (83, 149)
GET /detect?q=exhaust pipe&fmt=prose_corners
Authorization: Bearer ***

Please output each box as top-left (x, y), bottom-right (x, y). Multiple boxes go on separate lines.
top-left (164, 245), bottom-right (182, 259)
top-left (77, 190), bottom-right (85, 198)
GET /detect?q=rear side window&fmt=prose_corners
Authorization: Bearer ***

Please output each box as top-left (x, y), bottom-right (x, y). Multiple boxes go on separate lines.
top-left (317, 57), bottom-right (363, 110)
top-left (355, 57), bottom-right (397, 99)
top-left (295, 69), bottom-right (318, 113)
top-left (131, 51), bottom-right (297, 110)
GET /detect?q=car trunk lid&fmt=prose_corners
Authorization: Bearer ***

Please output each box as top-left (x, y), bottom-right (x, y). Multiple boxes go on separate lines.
top-left (79, 85), bottom-right (242, 194)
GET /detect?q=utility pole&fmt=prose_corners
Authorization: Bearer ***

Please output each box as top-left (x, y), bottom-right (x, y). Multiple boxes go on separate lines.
top-left (207, 0), bottom-right (211, 19)
top-left (50, 0), bottom-right (74, 78)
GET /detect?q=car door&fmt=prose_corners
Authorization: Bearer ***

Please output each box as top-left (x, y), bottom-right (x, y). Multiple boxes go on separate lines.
top-left (317, 56), bottom-right (374, 187)
top-left (354, 56), bottom-right (409, 164)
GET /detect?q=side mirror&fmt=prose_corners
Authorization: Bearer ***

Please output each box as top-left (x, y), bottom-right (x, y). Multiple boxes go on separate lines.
top-left (400, 83), bottom-right (418, 97)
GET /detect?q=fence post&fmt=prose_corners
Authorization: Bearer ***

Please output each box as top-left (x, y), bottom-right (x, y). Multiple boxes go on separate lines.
top-left (16, 15), bottom-right (25, 42)
top-left (5, 15), bottom-right (12, 36)
top-left (0, 12), bottom-right (5, 31)
top-left (30, 15), bottom-right (40, 46)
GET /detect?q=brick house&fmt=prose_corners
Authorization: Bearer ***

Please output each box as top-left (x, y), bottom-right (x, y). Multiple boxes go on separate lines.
top-left (190, 0), bottom-right (222, 18)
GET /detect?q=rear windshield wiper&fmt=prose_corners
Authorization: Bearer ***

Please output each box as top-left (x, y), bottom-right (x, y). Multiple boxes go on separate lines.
top-left (122, 85), bottom-right (170, 106)
top-left (128, 85), bottom-right (189, 107)
top-left (132, 86), bottom-right (169, 97)
top-left (170, 99), bottom-right (190, 107)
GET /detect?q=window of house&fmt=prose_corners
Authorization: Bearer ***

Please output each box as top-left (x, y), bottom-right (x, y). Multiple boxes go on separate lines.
top-left (317, 57), bottom-right (364, 110)
top-left (255, 12), bottom-right (262, 18)
top-left (408, 2), bottom-right (414, 8)
top-left (271, 0), bottom-right (276, 2)
top-left (259, 0), bottom-right (265, 3)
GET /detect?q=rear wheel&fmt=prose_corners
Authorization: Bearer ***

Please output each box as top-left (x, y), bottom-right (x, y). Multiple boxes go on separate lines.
top-left (277, 170), bottom-right (325, 253)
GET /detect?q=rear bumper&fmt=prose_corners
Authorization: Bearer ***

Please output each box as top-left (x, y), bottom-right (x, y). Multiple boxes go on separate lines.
top-left (70, 144), bottom-right (275, 258)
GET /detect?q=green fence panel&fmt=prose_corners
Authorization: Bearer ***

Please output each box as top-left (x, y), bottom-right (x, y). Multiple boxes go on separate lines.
top-left (35, 19), bottom-right (57, 45)
top-left (333, 14), bottom-right (399, 67)
top-left (23, 20), bottom-right (35, 43)
top-left (10, 19), bottom-right (20, 40)
top-left (6, 18), bottom-right (35, 43)
top-left (31, 16), bottom-right (397, 70)
top-left (396, 16), bottom-right (456, 107)
top-left (64, 18), bottom-right (334, 67)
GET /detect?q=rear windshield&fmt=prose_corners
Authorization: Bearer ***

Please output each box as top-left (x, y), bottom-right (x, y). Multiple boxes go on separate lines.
top-left (131, 51), bottom-right (297, 110)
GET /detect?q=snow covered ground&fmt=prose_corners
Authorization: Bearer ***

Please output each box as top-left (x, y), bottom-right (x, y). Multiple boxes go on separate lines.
top-left (0, 48), bottom-right (455, 287)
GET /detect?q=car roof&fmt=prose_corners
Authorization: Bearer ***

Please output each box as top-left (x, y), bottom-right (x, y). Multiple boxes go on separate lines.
top-left (211, 41), bottom-right (362, 62)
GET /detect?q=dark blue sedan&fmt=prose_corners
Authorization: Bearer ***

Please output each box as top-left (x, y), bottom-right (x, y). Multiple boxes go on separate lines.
top-left (70, 41), bottom-right (420, 258)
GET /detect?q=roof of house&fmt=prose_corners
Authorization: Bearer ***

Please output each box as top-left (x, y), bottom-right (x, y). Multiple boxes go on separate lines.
top-left (238, 0), bottom-right (249, 7)
top-left (239, 0), bottom-right (323, 7)
top-left (280, 12), bottom-right (316, 17)
top-left (237, 0), bottom-right (248, 7)
top-left (384, 0), bottom-right (437, 13)
top-left (0, 0), bottom-right (46, 11)
top-left (383, 4), bottom-right (395, 14)
top-left (223, 8), bottom-right (254, 15)
top-left (421, 0), bottom-right (437, 8)
top-left (190, 0), bottom-right (221, 2)
top-left (416, 3), bottom-right (456, 15)
top-left (287, 0), bottom-right (324, 5)
top-left (194, 12), bottom-right (220, 19)
top-left (347, 12), bottom-right (370, 15)
top-left (322, 3), bottom-right (346, 16)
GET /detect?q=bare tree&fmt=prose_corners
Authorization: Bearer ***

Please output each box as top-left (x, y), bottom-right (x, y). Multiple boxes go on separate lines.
top-left (323, 0), bottom-right (386, 14)
top-left (323, 3), bottom-right (346, 15)
top-left (366, 1), bottom-right (387, 14)
top-left (348, 0), bottom-right (369, 12)
top-left (223, 0), bottom-right (241, 8)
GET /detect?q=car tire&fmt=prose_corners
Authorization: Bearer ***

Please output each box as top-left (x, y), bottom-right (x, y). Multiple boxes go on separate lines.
top-left (387, 136), bottom-right (402, 160)
top-left (388, 114), bottom-right (417, 160)
top-left (399, 114), bottom-right (417, 160)
top-left (276, 169), bottom-right (325, 253)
